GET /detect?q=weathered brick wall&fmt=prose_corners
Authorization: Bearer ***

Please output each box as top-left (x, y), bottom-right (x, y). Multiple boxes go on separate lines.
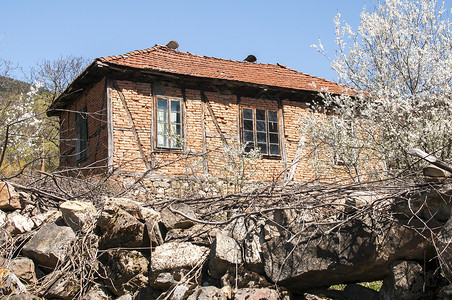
top-left (59, 78), bottom-right (108, 174)
top-left (108, 79), bottom-right (336, 182)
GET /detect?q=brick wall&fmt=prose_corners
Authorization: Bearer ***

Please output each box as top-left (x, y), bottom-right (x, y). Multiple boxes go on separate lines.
top-left (108, 79), bottom-right (336, 182)
top-left (59, 78), bottom-right (108, 174)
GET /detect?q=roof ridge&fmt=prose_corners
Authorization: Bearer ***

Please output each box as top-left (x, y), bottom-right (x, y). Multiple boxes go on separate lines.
top-left (97, 44), bottom-right (164, 62)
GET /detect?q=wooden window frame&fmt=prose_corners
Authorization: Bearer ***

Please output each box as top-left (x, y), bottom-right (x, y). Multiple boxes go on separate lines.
top-left (154, 96), bottom-right (184, 150)
top-left (241, 107), bottom-right (281, 158)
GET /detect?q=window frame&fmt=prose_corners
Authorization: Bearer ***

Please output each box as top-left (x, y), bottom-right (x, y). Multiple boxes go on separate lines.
top-left (241, 107), bottom-right (281, 158)
top-left (154, 96), bottom-right (184, 150)
top-left (75, 106), bottom-right (88, 164)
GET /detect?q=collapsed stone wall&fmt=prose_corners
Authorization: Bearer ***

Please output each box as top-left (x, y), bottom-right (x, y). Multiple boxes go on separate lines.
top-left (0, 176), bottom-right (451, 299)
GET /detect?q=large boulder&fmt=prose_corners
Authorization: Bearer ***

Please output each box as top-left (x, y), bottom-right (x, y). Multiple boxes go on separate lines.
top-left (149, 242), bottom-right (209, 289)
top-left (98, 208), bottom-right (146, 249)
top-left (22, 222), bottom-right (76, 270)
top-left (262, 217), bottom-right (432, 292)
top-left (209, 233), bottom-right (243, 279)
top-left (60, 200), bottom-right (97, 233)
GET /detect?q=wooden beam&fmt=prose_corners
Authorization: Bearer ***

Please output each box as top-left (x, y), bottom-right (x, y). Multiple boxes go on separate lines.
top-left (112, 81), bottom-right (151, 171)
top-left (201, 91), bottom-right (229, 147)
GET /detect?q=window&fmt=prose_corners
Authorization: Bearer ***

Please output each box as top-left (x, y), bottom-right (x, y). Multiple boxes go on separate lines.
top-left (242, 108), bottom-right (280, 156)
top-left (156, 98), bottom-right (182, 149)
top-left (75, 106), bottom-right (88, 163)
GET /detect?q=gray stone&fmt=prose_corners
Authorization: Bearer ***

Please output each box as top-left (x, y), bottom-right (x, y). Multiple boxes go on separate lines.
top-left (171, 284), bottom-right (191, 300)
top-left (150, 242), bottom-right (209, 289)
top-left (209, 233), bottom-right (242, 279)
top-left (100, 249), bottom-right (149, 296)
top-left (263, 218), bottom-right (431, 292)
top-left (380, 260), bottom-right (424, 300)
top-left (165, 223), bottom-right (219, 247)
top-left (98, 208), bottom-right (146, 249)
top-left (60, 200), bottom-right (97, 233)
top-left (160, 203), bottom-right (196, 229)
top-left (22, 222), bottom-right (76, 269)
top-left (31, 210), bottom-right (61, 227)
top-left (81, 284), bottom-right (112, 300)
top-left (45, 274), bottom-right (80, 300)
top-left (424, 164), bottom-right (451, 178)
top-left (10, 257), bottom-right (37, 283)
top-left (234, 288), bottom-right (279, 300)
top-left (187, 286), bottom-right (227, 300)
top-left (7, 214), bottom-right (34, 234)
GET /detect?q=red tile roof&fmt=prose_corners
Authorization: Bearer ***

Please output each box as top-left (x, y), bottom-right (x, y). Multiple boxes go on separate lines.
top-left (97, 45), bottom-right (351, 95)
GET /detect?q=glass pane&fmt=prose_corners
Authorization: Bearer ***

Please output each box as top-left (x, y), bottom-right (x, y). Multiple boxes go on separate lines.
top-left (245, 145), bottom-right (253, 153)
top-left (257, 143), bottom-right (267, 154)
top-left (256, 109), bottom-right (265, 120)
top-left (270, 133), bottom-right (279, 144)
top-left (269, 122), bottom-right (278, 132)
top-left (171, 100), bottom-right (180, 113)
top-left (256, 120), bottom-right (266, 132)
top-left (244, 120), bottom-right (253, 131)
top-left (243, 108), bottom-right (253, 120)
top-left (244, 130), bottom-right (254, 142)
top-left (268, 111), bottom-right (278, 122)
top-left (157, 110), bottom-right (167, 123)
top-left (257, 132), bottom-right (267, 143)
top-left (157, 98), bottom-right (168, 111)
top-left (270, 144), bottom-right (280, 155)
top-left (171, 112), bottom-right (180, 123)
top-left (157, 134), bottom-right (167, 147)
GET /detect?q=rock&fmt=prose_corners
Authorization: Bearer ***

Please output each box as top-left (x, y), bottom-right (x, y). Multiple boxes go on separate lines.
top-left (9, 257), bottom-right (37, 283)
top-left (98, 208), bottom-right (146, 250)
top-left (60, 200), bottom-right (97, 233)
top-left (31, 210), bottom-right (62, 227)
top-left (115, 294), bottom-right (133, 300)
top-left (209, 233), bottom-right (242, 279)
top-left (150, 242), bottom-right (209, 289)
top-left (81, 284), bottom-right (113, 300)
top-left (243, 230), bottom-right (264, 274)
top-left (380, 260), bottom-right (424, 300)
top-left (100, 249), bottom-right (149, 296)
top-left (45, 274), bottom-right (80, 300)
top-left (165, 223), bottom-right (219, 246)
top-left (160, 203), bottom-right (196, 229)
top-left (0, 210), bottom-right (6, 227)
top-left (145, 219), bottom-right (164, 247)
top-left (138, 206), bottom-right (160, 222)
top-left (102, 197), bottom-right (142, 217)
top-left (342, 284), bottom-right (379, 300)
top-left (22, 222), bottom-right (76, 269)
top-left (171, 284), bottom-right (191, 300)
top-left (0, 182), bottom-right (22, 211)
top-left (262, 218), bottom-right (431, 292)
top-left (1, 294), bottom-right (42, 300)
top-left (234, 288), bottom-right (280, 300)
top-left (221, 266), bottom-right (272, 289)
top-left (7, 214), bottom-right (34, 234)
top-left (187, 286), bottom-right (227, 300)
top-left (424, 164), bottom-right (451, 179)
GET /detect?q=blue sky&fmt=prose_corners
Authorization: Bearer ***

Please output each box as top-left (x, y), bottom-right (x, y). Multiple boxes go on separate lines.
top-left (0, 0), bottom-right (370, 82)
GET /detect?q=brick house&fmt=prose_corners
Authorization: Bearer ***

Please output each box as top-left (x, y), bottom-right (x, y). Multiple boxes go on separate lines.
top-left (47, 43), bottom-right (351, 182)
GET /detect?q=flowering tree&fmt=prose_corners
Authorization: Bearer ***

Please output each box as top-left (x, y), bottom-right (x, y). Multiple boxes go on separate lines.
top-left (307, 0), bottom-right (452, 181)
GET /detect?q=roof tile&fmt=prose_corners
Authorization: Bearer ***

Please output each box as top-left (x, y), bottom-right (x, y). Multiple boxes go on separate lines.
top-left (97, 45), bottom-right (351, 94)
